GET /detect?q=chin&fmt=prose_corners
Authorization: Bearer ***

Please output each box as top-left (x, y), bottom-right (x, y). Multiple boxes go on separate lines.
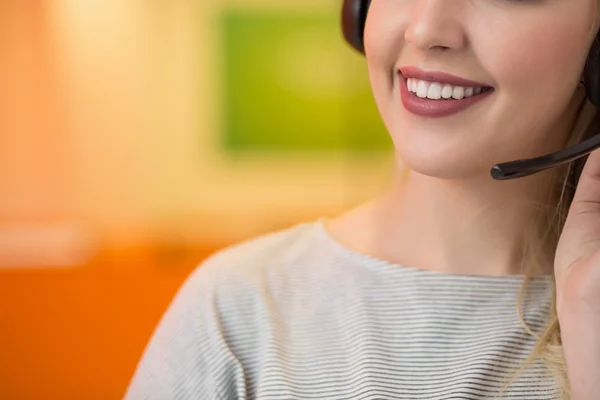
top-left (396, 146), bottom-right (494, 181)
top-left (386, 118), bottom-right (505, 181)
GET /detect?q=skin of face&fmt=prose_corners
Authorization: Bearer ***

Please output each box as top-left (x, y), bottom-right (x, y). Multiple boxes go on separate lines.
top-left (363, 0), bottom-right (598, 180)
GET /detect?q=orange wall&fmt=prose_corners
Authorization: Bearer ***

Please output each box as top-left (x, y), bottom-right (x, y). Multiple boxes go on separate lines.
top-left (0, 250), bottom-right (215, 399)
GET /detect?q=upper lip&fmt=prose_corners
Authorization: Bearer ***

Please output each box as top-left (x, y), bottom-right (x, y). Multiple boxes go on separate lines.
top-left (399, 66), bottom-right (492, 88)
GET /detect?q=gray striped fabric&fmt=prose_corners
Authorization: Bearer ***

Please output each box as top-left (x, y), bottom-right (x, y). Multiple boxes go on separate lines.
top-left (125, 220), bottom-right (559, 400)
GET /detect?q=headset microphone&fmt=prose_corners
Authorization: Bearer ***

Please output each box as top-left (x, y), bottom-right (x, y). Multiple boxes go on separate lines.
top-left (341, 0), bottom-right (600, 180)
top-left (490, 133), bottom-right (600, 180)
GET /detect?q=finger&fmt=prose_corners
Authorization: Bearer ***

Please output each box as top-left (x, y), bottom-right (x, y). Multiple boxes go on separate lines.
top-left (570, 149), bottom-right (600, 213)
top-left (556, 150), bottom-right (600, 273)
top-left (562, 149), bottom-right (600, 262)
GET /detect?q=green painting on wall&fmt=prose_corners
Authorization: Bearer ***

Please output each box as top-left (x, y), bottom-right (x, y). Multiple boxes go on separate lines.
top-left (219, 7), bottom-right (391, 153)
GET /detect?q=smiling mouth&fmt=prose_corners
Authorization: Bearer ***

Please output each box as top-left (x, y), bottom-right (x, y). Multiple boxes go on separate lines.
top-left (405, 77), bottom-right (494, 101)
top-left (399, 75), bottom-right (494, 118)
top-left (398, 66), bottom-right (495, 101)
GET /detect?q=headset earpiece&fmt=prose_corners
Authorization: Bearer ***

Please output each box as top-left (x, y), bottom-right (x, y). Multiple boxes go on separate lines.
top-left (341, 0), bottom-right (370, 54)
top-left (584, 36), bottom-right (600, 107)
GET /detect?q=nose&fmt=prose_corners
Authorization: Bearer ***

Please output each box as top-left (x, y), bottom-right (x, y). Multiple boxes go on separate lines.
top-left (404, 0), bottom-right (468, 53)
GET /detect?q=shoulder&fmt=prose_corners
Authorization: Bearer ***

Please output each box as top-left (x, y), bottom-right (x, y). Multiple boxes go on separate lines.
top-left (204, 220), bottom-right (318, 273)
top-left (124, 221), bottom-right (324, 399)
top-left (168, 219), bottom-right (331, 366)
top-left (179, 220), bottom-right (325, 306)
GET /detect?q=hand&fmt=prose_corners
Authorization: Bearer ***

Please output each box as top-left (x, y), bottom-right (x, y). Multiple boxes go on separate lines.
top-left (554, 149), bottom-right (600, 400)
top-left (555, 149), bottom-right (600, 312)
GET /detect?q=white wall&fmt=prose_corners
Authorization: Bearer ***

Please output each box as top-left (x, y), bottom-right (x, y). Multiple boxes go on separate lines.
top-left (7, 0), bottom-right (393, 247)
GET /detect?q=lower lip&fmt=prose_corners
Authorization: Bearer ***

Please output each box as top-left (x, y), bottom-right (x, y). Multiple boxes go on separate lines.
top-left (399, 75), bottom-right (493, 118)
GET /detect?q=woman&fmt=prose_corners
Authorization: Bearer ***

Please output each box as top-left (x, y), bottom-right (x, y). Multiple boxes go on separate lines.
top-left (125, 0), bottom-right (600, 398)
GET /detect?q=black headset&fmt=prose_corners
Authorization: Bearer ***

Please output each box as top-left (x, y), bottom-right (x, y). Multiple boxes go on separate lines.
top-left (341, 0), bottom-right (600, 180)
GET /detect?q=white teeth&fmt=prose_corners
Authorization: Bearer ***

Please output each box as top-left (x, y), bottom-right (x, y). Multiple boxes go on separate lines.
top-left (427, 82), bottom-right (442, 99)
top-left (416, 80), bottom-right (429, 98)
top-left (452, 86), bottom-right (465, 99)
top-left (441, 84), bottom-right (453, 99)
top-left (406, 78), bottom-right (488, 100)
top-left (409, 78), bottom-right (416, 92)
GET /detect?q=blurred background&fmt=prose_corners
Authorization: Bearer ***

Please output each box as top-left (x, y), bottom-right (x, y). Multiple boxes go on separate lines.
top-left (0, 0), bottom-right (393, 398)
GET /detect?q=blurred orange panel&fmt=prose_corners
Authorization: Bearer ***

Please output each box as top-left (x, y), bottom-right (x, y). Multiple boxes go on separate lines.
top-left (0, 248), bottom-right (220, 400)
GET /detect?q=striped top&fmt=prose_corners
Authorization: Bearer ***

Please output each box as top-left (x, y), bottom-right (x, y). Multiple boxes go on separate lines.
top-left (125, 220), bottom-right (559, 400)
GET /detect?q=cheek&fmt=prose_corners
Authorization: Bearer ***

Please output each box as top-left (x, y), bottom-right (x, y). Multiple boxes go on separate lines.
top-left (476, 20), bottom-right (593, 152)
top-left (363, 1), bottom-right (408, 64)
top-left (483, 21), bottom-right (591, 103)
top-left (363, 6), bottom-right (409, 127)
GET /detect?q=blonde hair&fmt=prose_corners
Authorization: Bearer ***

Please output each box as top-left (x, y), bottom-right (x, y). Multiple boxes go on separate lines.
top-left (492, 8), bottom-right (600, 396)
top-left (499, 75), bottom-right (600, 398)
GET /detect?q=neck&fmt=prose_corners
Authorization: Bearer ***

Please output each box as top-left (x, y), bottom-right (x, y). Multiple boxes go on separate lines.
top-left (362, 167), bottom-right (557, 276)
